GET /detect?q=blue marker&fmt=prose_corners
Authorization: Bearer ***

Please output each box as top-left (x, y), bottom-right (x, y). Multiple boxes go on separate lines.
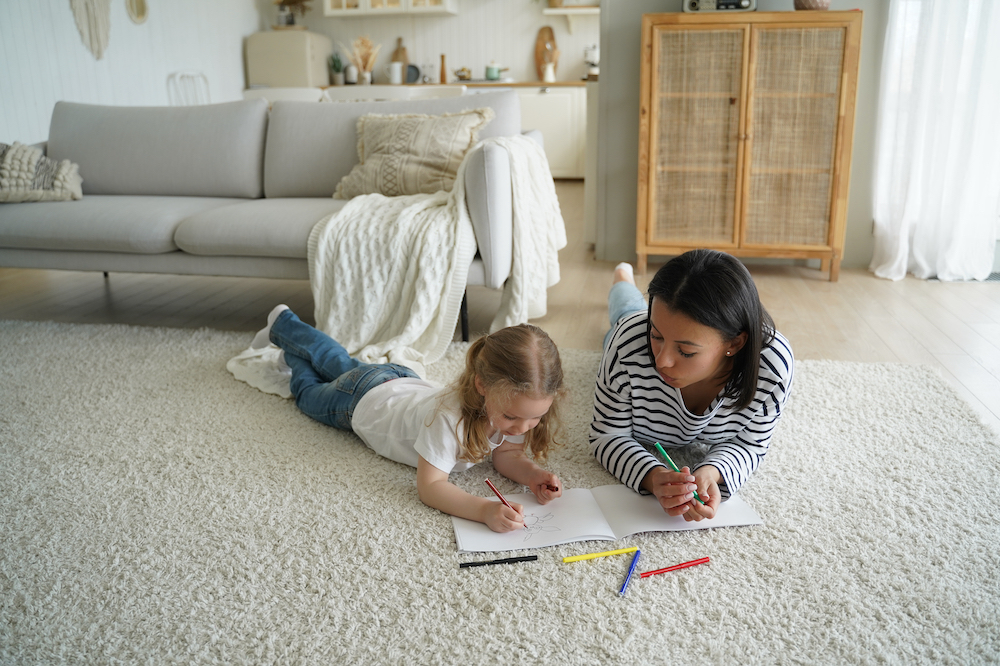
top-left (619, 549), bottom-right (641, 596)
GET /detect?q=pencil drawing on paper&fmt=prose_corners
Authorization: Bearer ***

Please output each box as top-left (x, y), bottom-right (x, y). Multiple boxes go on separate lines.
top-left (522, 512), bottom-right (560, 542)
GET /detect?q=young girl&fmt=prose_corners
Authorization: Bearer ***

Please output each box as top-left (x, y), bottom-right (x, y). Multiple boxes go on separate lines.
top-left (253, 305), bottom-right (565, 532)
top-left (592, 249), bottom-right (794, 522)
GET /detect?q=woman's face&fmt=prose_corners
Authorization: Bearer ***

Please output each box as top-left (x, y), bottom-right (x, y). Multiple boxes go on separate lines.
top-left (648, 298), bottom-right (745, 390)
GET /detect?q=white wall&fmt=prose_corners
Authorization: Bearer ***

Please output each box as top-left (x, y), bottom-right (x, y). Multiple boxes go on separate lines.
top-left (0, 0), bottom-right (262, 144)
top-left (596, 0), bottom-right (887, 270)
top-left (287, 0), bottom-right (600, 85)
top-left (1, 0), bottom-right (600, 143)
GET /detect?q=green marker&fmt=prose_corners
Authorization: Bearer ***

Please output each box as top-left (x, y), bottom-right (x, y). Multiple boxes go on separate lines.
top-left (653, 442), bottom-right (706, 505)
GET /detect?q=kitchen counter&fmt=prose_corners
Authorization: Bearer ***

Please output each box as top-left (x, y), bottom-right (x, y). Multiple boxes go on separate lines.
top-left (461, 81), bottom-right (586, 88)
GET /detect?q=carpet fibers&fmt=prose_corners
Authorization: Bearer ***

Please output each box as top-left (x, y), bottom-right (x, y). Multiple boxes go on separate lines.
top-left (1, 320), bottom-right (999, 664)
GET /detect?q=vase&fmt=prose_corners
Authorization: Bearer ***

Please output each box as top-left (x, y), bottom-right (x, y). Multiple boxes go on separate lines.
top-left (359, 71), bottom-right (372, 85)
top-left (344, 64), bottom-right (358, 85)
top-left (794, 0), bottom-right (831, 9)
top-left (330, 72), bottom-right (345, 86)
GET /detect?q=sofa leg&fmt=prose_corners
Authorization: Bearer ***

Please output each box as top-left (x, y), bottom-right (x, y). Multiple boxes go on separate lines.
top-left (460, 291), bottom-right (469, 342)
top-left (103, 271), bottom-right (109, 279)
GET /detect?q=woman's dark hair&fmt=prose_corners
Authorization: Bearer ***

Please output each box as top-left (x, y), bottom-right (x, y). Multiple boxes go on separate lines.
top-left (646, 249), bottom-right (774, 410)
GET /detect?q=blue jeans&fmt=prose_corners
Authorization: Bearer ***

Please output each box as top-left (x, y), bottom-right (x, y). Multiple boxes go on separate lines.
top-left (604, 281), bottom-right (647, 350)
top-left (270, 310), bottom-right (419, 431)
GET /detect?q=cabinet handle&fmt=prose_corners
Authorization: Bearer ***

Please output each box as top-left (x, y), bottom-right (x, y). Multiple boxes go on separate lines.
top-left (540, 87), bottom-right (551, 93)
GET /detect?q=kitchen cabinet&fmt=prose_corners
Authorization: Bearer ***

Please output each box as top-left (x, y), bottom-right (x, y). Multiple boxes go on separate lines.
top-left (517, 86), bottom-right (586, 179)
top-left (636, 11), bottom-right (862, 280)
top-left (323, 0), bottom-right (457, 16)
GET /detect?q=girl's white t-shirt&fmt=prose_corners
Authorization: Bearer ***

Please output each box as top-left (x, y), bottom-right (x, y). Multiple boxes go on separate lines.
top-left (351, 378), bottom-right (522, 474)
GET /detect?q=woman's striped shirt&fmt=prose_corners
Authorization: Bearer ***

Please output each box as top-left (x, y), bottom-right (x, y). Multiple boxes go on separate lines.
top-left (590, 311), bottom-right (794, 501)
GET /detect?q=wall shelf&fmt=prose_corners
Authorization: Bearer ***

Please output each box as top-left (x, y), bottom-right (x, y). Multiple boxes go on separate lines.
top-left (542, 6), bottom-right (599, 34)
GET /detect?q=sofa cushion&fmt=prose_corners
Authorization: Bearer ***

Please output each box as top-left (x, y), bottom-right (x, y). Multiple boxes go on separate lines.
top-left (46, 100), bottom-right (269, 198)
top-left (174, 198), bottom-right (347, 259)
top-left (264, 90), bottom-right (521, 198)
top-left (0, 142), bottom-right (83, 202)
top-left (0, 195), bottom-right (245, 254)
top-left (334, 108), bottom-right (495, 199)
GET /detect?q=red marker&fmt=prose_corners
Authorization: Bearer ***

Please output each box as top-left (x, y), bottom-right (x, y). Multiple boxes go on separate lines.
top-left (639, 556), bottom-right (710, 578)
top-left (484, 478), bottom-right (514, 510)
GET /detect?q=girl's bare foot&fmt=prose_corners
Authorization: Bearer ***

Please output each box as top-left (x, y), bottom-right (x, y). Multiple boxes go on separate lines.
top-left (613, 262), bottom-right (635, 286)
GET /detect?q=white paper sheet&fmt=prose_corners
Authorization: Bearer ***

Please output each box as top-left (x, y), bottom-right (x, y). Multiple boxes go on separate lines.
top-left (452, 484), bottom-right (762, 553)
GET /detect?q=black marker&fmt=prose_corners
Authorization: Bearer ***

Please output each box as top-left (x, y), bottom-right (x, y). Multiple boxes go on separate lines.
top-left (459, 555), bottom-right (538, 569)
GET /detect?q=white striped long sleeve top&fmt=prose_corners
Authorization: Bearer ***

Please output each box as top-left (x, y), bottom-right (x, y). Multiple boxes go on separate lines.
top-left (590, 311), bottom-right (794, 501)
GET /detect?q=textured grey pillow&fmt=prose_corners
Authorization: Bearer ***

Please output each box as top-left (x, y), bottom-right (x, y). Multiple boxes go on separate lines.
top-left (334, 107), bottom-right (495, 200)
top-left (0, 142), bottom-right (82, 203)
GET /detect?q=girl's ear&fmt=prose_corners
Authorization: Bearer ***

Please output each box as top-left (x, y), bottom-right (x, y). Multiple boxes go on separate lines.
top-left (727, 332), bottom-right (748, 356)
top-left (474, 375), bottom-right (486, 397)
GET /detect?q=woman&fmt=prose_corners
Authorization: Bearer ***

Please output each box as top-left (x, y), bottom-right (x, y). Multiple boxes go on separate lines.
top-left (591, 249), bottom-right (794, 522)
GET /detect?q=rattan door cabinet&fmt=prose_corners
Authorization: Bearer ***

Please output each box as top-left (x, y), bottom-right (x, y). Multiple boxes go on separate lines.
top-left (636, 11), bottom-right (863, 281)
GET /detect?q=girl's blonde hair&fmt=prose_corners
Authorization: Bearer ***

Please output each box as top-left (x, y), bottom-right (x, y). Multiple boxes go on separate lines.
top-left (452, 324), bottom-right (565, 464)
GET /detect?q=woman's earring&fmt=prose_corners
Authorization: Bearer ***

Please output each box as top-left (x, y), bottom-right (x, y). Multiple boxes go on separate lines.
top-left (726, 351), bottom-right (732, 356)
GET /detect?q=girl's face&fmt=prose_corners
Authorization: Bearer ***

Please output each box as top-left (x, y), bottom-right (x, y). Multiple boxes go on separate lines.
top-left (476, 378), bottom-right (553, 438)
top-left (648, 298), bottom-right (746, 390)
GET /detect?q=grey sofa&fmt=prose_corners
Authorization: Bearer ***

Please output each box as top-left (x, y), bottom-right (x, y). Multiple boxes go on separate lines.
top-left (0, 91), bottom-right (528, 336)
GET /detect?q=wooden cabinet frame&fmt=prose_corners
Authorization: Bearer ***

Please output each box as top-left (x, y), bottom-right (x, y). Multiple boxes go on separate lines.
top-left (636, 11), bottom-right (862, 280)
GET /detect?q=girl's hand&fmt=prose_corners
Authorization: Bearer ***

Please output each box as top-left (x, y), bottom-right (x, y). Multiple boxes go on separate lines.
top-left (492, 442), bottom-right (561, 504)
top-left (483, 501), bottom-right (525, 533)
top-left (682, 470), bottom-right (720, 522)
top-left (641, 465), bottom-right (700, 517)
top-left (529, 472), bottom-right (562, 505)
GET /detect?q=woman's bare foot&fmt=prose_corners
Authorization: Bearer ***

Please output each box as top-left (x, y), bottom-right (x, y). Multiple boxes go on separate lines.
top-left (613, 262), bottom-right (635, 286)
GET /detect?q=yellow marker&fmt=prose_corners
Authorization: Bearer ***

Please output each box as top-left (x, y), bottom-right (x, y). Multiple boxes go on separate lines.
top-left (562, 546), bottom-right (638, 563)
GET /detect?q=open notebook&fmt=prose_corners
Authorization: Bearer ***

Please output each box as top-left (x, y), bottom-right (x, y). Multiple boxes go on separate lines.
top-left (452, 484), bottom-right (762, 553)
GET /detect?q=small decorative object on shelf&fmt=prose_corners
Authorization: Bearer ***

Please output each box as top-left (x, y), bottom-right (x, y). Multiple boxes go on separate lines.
top-left (391, 37), bottom-right (409, 69)
top-left (274, 0), bottom-right (312, 26)
top-left (344, 64), bottom-right (358, 85)
top-left (329, 52), bottom-right (345, 86)
top-left (341, 36), bottom-right (381, 85)
top-left (794, 0), bottom-right (831, 8)
top-left (534, 26), bottom-right (558, 81)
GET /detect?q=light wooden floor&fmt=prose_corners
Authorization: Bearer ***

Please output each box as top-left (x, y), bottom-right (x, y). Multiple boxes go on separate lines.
top-left (2, 181), bottom-right (999, 432)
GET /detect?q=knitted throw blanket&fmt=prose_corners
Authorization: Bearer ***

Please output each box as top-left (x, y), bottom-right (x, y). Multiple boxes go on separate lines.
top-left (486, 135), bottom-right (567, 331)
top-left (227, 135), bottom-right (565, 394)
top-left (308, 185), bottom-right (476, 375)
top-left (309, 134), bottom-right (565, 373)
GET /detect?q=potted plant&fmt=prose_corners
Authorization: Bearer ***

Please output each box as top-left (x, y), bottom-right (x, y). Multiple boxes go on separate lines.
top-left (329, 53), bottom-right (345, 86)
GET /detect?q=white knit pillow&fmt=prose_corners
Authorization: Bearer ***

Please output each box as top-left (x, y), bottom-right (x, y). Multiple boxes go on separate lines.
top-left (334, 107), bottom-right (495, 199)
top-left (0, 142), bottom-right (83, 203)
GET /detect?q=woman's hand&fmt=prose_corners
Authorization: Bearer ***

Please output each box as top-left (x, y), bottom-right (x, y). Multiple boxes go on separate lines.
top-left (482, 500), bottom-right (525, 533)
top-left (681, 468), bottom-right (720, 522)
top-left (527, 471), bottom-right (562, 505)
top-left (641, 465), bottom-right (701, 517)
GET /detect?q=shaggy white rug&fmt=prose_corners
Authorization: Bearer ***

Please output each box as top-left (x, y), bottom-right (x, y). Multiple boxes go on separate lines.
top-left (1, 320), bottom-right (998, 664)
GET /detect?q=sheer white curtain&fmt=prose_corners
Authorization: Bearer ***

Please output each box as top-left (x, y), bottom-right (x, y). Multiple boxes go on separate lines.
top-left (870, 0), bottom-right (1000, 281)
